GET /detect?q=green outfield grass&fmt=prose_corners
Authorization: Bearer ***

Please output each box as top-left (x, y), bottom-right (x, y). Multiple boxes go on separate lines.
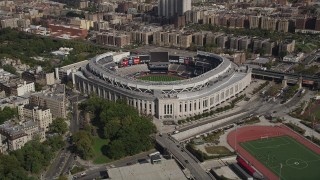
top-left (137, 75), bottom-right (183, 81)
top-left (240, 136), bottom-right (320, 180)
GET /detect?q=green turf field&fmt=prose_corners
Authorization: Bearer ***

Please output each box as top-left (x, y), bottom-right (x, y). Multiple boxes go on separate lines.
top-left (240, 136), bottom-right (320, 180)
top-left (137, 75), bottom-right (183, 81)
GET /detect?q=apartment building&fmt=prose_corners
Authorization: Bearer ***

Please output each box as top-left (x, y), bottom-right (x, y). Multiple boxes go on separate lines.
top-left (260, 17), bottom-right (277, 31)
top-left (130, 31), bottom-right (153, 45)
top-left (279, 40), bottom-right (295, 54)
top-left (277, 19), bottom-right (289, 32)
top-left (0, 80), bottom-right (35, 96)
top-left (29, 90), bottom-right (66, 119)
top-left (217, 35), bottom-right (229, 49)
top-left (48, 24), bottom-right (88, 39)
top-left (249, 16), bottom-right (260, 29)
top-left (239, 37), bottom-right (251, 51)
top-left (69, 18), bottom-right (94, 30)
top-left (22, 71), bottom-right (55, 86)
top-left (0, 18), bottom-right (18, 28)
top-left (193, 32), bottom-right (206, 46)
top-left (19, 104), bottom-right (53, 132)
top-left (0, 96), bottom-right (29, 110)
top-left (206, 32), bottom-right (224, 46)
top-left (0, 120), bottom-right (45, 152)
top-left (262, 41), bottom-right (276, 56)
top-left (229, 36), bottom-right (243, 50)
top-left (153, 31), bottom-right (192, 48)
top-left (96, 32), bottom-right (131, 48)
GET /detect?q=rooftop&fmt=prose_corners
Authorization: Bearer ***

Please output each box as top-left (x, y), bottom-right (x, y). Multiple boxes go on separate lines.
top-left (23, 104), bottom-right (49, 111)
top-left (107, 159), bottom-right (187, 180)
top-left (0, 120), bottom-right (38, 140)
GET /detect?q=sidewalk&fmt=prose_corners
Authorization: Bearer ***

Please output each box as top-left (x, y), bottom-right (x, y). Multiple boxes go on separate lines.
top-left (283, 115), bottom-right (320, 139)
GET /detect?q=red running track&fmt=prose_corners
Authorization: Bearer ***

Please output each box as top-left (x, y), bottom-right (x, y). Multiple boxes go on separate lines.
top-left (227, 125), bottom-right (320, 180)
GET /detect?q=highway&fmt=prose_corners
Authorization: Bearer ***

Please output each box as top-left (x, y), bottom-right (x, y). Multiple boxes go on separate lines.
top-left (156, 134), bottom-right (214, 180)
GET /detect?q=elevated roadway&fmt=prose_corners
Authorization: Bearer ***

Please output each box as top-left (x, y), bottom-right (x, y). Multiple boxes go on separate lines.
top-left (252, 69), bottom-right (320, 88)
top-left (156, 134), bottom-right (214, 180)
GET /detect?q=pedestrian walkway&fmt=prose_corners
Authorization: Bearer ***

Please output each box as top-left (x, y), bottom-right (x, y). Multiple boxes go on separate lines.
top-left (283, 115), bottom-right (320, 139)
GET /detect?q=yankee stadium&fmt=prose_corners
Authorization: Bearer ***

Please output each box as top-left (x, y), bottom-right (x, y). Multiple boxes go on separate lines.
top-left (74, 51), bottom-right (251, 120)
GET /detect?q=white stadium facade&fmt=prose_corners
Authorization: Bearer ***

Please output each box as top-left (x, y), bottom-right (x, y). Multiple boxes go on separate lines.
top-left (74, 51), bottom-right (251, 121)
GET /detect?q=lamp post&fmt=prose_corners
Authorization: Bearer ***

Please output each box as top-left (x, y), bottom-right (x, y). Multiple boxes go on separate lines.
top-left (235, 122), bottom-right (238, 152)
top-left (279, 163), bottom-right (283, 180)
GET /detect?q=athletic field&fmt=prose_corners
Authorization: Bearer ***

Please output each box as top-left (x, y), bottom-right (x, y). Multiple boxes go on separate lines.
top-left (240, 135), bottom-right (320, 180)
top-left (137, 75), bottom-right (183, 82)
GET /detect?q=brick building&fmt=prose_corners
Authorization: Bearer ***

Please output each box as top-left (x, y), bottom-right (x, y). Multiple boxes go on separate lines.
top-left (48, 24), bottom-right (88, 38)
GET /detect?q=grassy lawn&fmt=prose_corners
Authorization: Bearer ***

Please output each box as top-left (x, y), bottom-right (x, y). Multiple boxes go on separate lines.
top-left (137, 75), bottom-right (183, 81)
top-left (204, 146), bottom-right (233, 156)
top-left (92, 136), bottom-right (112, 164)
top-left (240, 136), bottom-right (320, 180)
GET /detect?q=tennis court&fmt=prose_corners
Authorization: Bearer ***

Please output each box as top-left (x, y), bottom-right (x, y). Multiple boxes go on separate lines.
top-left (240, 135), bottom-right (320, 180)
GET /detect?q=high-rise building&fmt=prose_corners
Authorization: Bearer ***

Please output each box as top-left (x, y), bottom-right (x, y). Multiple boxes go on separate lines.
top-left (29, 85), bottom-right (66, 119)
top-left (158, 0), bottom-right (191, 18)
top-left (19, 104), bottom-right (53, 132)
top-left (249, 16), bottom-right (260, 29)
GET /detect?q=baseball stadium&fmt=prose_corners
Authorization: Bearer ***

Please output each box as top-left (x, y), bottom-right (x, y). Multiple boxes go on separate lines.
top-left (74, 51), bottom-right (251, 120)
top-left (227, 125), bottom-right (320, 180)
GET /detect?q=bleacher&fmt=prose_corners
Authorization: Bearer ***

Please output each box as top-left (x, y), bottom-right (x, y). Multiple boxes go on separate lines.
top-left (177, 65), bottom-right (186, 72)
top-left (169, 64), bottom-right (187, 72)
top-left (116, 64), bottom-right (149, 76)
top-left (97, 56), bottom-right (113, 65)
top-left (168, 64), bottom-right (179, 71)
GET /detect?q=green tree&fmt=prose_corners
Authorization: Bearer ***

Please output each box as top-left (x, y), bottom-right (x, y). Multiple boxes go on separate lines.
top-left (2, 64), bottom-right (17, 74)
top-left (80, 95), bottom-right (156, 160)
top-left (0, 107), bottom-right (18, 124)
top-left (35, 83), bottom-right (44, 92)
top-left (107, 140), bottom-right (126, 159)
top-left (72, 131), bottom-right (94, 160)
top-left (45, 135), bottom-right (66, 151)
top-left (49, 118), bottom-right (68, 135)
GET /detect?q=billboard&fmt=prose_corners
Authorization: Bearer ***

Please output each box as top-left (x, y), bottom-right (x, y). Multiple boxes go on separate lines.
top-left (169, 55), bottom-right (179, 63)
top-left (139, 55), bottom-right (150, 63)
top-left (179, 56), bottom-right (184, 63)
top-left (128, 57), bottom-right (133, 65)
top-left (134, 57), bottom-right (140, 64)
top-left (122, 61), bottom-right (128, 67)
top-left (184, 57), bottom-right (192, 64)
top-left (150, 52), bottom-right (169, 62)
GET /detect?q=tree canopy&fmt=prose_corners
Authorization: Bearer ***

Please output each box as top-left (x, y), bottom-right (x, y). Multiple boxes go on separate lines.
top-left (2, 64), bottom-right (17, 74)
top-left (0, 107), bottom-right (18, 125)
top-left (0, 135), bottom-right (65, 179)
top-left (78, 96), bottom-right (156, 160)
top-left (49, 118), bottom-right (68, 135)
top-left (72, 130), bottom-right (95, 160)
top-left (0, 28), bottom-right (107, 72)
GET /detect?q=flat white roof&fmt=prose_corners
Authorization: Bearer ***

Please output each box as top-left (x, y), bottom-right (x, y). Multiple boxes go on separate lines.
top-left (107, 159), bottom-right (187, 180)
